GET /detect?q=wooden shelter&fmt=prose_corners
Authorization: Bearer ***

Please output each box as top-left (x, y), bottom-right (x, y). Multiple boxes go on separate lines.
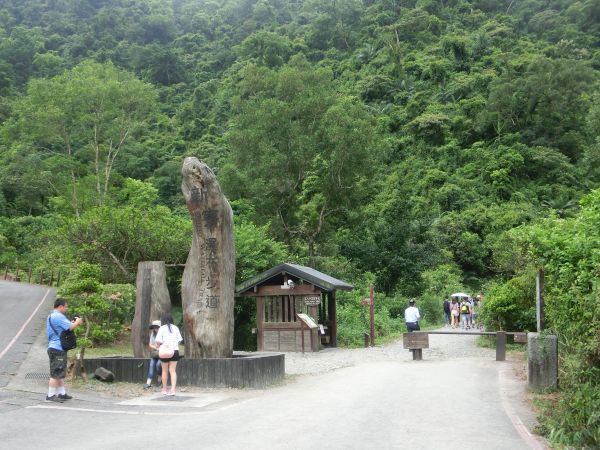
top-left (236, 263), bottom-right (353, 352)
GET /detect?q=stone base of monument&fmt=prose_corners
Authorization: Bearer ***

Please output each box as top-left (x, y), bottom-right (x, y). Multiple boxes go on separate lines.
top-left (83, 352), bottom-right (284, 388)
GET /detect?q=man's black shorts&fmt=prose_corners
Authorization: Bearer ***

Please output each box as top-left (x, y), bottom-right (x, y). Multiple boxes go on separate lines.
top-left (48, 348), bottom-right (67, 379)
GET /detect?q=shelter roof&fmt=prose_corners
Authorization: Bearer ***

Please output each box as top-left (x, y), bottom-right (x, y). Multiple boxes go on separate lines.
top-left (235, 263), bottom-right (354, 295)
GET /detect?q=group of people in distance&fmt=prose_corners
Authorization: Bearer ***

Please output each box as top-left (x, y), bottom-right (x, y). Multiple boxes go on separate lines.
top-left (443, 295), bottom-right (482, 330)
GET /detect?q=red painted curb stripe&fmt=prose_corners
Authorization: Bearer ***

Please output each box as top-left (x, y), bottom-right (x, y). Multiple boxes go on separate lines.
top-left (0, 288), bottom-right (51, 360)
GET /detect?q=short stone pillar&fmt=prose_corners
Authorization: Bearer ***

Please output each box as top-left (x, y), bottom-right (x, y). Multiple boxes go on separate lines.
top-left (527, 332), bottom-right (558, 391)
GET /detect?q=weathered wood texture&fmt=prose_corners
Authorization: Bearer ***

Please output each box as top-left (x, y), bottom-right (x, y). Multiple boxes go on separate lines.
top-left (181, 157), bottom-right (235, 358)
top-left (83, 353), bottom-right (284, 388)
top-left (262, 329), bottom-right (316, 352)
top-left (131, 261), bottom-right (171, 357)
top-left (402, 332), bottom-right (430, 349)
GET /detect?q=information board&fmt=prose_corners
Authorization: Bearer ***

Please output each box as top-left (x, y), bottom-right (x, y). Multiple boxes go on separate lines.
top-left (297, 313), bottom-right (318, 329)
top-left (403, 332), bottom-right (429, 349)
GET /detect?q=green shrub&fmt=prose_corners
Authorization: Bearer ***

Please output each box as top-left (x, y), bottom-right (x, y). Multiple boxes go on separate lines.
top-left (58, 263), bottom-right (135, 346)
top-left (336, 289), bottom-right (405, 347)
top-left (479, 270), bottom-right (536, 331)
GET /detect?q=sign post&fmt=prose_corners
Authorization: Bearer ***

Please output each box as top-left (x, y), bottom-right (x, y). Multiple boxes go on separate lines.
top-left (297, 313), bottom-right (318, 353)
top-left (369, 285), bottom-right (375, 346)
top-left (536, 268), bottom-right (545, 332)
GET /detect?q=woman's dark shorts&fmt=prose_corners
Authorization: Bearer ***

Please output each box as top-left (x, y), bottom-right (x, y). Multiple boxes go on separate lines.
top-left (159, 350), bottom-right (180, 363)
top-left (48, 348), bottom-right (67, 379)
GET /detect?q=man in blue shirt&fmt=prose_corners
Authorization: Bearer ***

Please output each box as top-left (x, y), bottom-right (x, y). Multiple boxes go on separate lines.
top-left (46, 298), bottom-right (83, 402)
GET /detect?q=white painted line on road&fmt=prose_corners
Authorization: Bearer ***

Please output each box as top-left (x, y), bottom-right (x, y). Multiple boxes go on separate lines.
top-left (0, 288), bottom-right (51, 360)
top-left (27, 401), bottom-right (244, 416)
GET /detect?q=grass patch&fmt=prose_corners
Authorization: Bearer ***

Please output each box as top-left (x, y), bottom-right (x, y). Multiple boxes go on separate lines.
top-left (476, 335), bottom-right (527, 352)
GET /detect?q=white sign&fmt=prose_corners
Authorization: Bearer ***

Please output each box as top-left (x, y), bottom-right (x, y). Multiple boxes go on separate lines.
top-left (304, 295), bottom-right (321, 306)
top-left (297, 313), bottom-right (318, 329)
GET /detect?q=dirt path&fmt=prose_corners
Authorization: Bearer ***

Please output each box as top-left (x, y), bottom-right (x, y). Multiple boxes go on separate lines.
top-left (284, 328), bottom-right (496, 375)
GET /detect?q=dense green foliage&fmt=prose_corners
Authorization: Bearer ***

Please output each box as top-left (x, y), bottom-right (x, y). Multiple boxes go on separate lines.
top-left (505, 189), bottom-right (600, 447)
top-left (0, 1), bottom-right (599, 445)
top-left (58, 263), bottom-right (135, 346)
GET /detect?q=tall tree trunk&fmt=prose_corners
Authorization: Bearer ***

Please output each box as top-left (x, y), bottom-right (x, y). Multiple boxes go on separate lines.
top-left (181, 157), bottom-right (235, 359)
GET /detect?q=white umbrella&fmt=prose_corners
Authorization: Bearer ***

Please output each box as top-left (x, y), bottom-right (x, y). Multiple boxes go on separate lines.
top-left (451, 292), bottom-right (470, 298)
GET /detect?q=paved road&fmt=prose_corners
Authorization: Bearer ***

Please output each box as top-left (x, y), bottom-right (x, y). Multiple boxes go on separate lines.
top-left (0, 281), bottom-right (547, 449)
top-left (0, 358), bottom-right (544, 450)
top-left (0, 281), bottom-right (55, 387)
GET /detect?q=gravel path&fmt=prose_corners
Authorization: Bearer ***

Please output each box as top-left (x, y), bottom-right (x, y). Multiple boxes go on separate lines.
top-left (285, 327), bottom-right (496, 375)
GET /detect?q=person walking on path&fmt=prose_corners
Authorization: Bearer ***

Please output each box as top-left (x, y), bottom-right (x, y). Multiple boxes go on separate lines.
top-left (404, 299), bottom-right (421, 332)
top-left (143, 320), bottom-right (162, 389)
top-left (460, 299), bottom-right (472, 329)
top-left (443, 298), bottom-right (451, 326)
top-left (156, 313), bottom-right (183, 396)
top-left (46, 298), bottom-right (83, 402)
top-left (450, 299), bottom-right (460, 328)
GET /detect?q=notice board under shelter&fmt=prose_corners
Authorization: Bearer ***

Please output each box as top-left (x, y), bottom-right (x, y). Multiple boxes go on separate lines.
top-left (235, 263), bottom-right (353, 352)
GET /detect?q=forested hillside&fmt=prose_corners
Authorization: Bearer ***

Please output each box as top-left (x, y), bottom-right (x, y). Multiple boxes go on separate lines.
top-left (0, 1), bottom-right (598, 445)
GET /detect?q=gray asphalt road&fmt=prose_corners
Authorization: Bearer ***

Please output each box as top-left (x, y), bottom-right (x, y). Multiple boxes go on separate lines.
top-left (0, 359), bottom-right (544, 450)
top-left (0, 281), bottom-right (55, 387)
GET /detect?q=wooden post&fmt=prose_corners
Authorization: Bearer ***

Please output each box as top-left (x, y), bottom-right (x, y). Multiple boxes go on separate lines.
top-left (369, 285), bottom-right (375, 346)
top-left (27, 268), bottom-right (32, 283)
top-left (256, 296), bottom-right (264, 351)
top-left (536, 268), bottom-right (545, 332)
top-left (329, 291), bottom-right (338, 347)
top-left (49, 271), bottom-right (54, 286)
top-left (4, 266), bottom-right (7, 280)
top-left (39, 270), bottom-right (44, 284)
top-left (15, 266), bottom-right (19, 281)
top-left (300, 316), bottom-right (306, 353)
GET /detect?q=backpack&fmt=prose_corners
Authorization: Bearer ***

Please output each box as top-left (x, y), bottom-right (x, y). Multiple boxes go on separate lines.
top-left (461, 303), bottom-right (470, 314)
top-left (48, 316), bottom-right (77, 351)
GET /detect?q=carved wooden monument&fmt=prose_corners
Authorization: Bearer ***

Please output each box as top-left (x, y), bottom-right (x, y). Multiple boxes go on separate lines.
top-left (181, 157), bottom-right (235, 358)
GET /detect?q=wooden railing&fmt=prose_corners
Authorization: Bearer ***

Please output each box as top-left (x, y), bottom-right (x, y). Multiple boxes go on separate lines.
top-left (2, 266), bottom-right (62, 287)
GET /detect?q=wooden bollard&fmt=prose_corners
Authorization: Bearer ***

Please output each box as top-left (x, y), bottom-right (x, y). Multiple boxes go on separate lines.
top-left (39, 270), bottom-right (44, 284)
top-left (49, 271), bottom-right (54, 286)
top-left (15, 266), bottom-right (19, 281)
top-left (28, 267), bottom-right (32, 283)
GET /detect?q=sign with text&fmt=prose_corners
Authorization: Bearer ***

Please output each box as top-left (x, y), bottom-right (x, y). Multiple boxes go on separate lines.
top-left (303, 295), bottom-right (322, 306)
top-left (297, 313), bottom-right (318, 329)
top-left (403, 332), bottom-right (429, 349)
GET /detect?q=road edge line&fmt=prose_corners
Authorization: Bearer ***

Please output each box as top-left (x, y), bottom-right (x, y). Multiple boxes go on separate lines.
top-left (0, 288), bottom-right (52, 360)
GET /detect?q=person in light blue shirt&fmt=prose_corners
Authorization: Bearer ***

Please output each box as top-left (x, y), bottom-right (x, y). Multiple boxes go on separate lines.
top-left (46, 298), bottom-right (82, 402)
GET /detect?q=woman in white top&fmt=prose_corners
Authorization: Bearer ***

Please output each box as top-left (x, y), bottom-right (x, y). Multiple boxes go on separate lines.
top-left (155, 313), bottom-right (183, 396)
